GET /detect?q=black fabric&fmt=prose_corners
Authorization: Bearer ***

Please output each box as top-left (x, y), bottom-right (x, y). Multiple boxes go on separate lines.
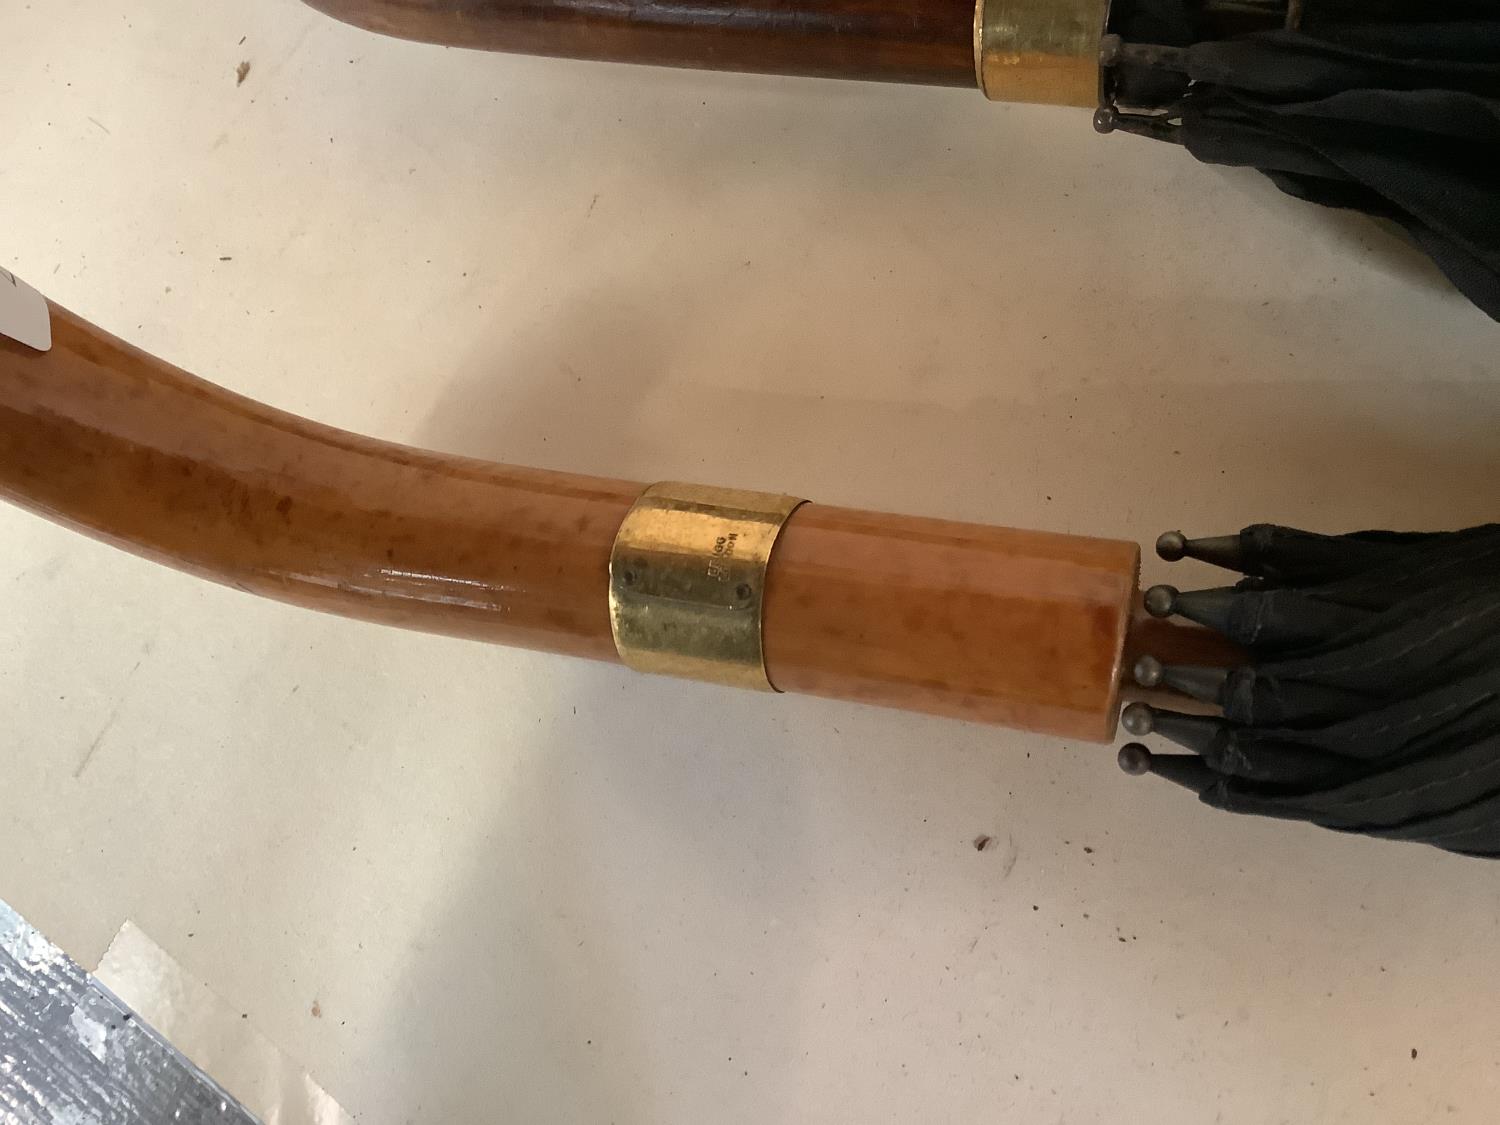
top-left (1115, 3), bottom-right (1500, 320)
top-left (1141, 523), bottom-right (1500, 856)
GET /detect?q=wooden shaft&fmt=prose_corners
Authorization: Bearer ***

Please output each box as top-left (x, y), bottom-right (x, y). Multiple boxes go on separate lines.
top-left (1, 307), bottom-right (638, 660)
top-left (2, 308), bottom-right (1141, 739)
top-left (766, 508), bottom-right (1137, 739)
top-left (302, 0), bottom-right (979, 86)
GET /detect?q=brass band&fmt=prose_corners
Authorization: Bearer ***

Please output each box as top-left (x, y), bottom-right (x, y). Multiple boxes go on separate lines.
top-left (974, 0), bottom-right (1107, 107)
top-left (608, 482), bottom-right (805, 692)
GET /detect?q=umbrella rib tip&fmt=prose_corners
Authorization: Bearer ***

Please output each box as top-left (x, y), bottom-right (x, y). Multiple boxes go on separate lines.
top-left (1121, 701), bottom-right (1156, 737)
top-left (1143, 584), bottom-right (1179, 618)
top-left (1132, 654), bottom-right (1164, 687)
top-left (1118, 742), bottom-right (1153, 776)
top-left (1156, 531), bottom-right (1187, 561)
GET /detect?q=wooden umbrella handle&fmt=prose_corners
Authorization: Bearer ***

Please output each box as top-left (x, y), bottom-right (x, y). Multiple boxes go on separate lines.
top-left (3, 306), bottom-right (1144, 740)
top-left (302, 0), bottom-right (1111, 105)
top-left (302, 0), bottom-right (980, 87)
top-left (1, 307), bottom-right (640, 661)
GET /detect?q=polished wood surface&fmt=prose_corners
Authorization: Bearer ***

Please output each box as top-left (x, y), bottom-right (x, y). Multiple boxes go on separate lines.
top-left (3, 307), bottom-right (1142, 738)
top-left (1, 306), bottom-right (639, 659)
top-left (766, 507), bottom-right (1138, 740)
top-left (303, 0), bottom-right (978, 86)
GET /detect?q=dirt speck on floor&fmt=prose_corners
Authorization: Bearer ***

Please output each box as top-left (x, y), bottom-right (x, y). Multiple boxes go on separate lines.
top-left (236, 61), bottom-right (252, 86)
top-left (311, 1000), bottom-right (322, 1019)
top-left (973, 835), bottom-right (993, 852)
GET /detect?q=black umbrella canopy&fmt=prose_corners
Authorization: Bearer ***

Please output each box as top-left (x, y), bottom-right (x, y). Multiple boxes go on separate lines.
top-left (1121, 523), bottom-right (1500, 856)
top-left (1097, 0), bottom-right (1500, 320)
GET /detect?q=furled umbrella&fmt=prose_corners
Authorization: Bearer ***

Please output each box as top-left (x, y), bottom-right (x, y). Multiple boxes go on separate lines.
top-left (302, 0), bottom-right (1500, 319)
top-left (1097, 0), bottom-right (1500, 319)
top-left (4, 293), bottom-right (1495, 857)
top-left (1121, 523), bottom-right (1500, 856)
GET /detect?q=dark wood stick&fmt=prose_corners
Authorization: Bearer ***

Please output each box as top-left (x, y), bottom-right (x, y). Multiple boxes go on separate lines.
top-left (303, 0), bottom-right (979, 86)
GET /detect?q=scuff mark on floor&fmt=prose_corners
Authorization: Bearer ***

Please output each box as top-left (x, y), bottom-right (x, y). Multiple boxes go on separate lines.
top-left (997, 833), bottom-right (1019, 881)
top-left (74, 699), bottom-right (125, 779)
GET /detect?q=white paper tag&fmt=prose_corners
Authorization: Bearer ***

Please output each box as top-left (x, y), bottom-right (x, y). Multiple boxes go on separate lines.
top-left (0, 266), bottom-right (52, 351)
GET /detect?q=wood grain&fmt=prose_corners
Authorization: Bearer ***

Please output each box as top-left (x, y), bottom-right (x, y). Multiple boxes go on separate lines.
top-left (765, 506), bottom-right (1139, 740)
top-left (303, 0), bottom-right (979, 86)
top-left (2, 308), bottom-right (1142, 738)
top-left (1, 306), bottom-right (638, 659)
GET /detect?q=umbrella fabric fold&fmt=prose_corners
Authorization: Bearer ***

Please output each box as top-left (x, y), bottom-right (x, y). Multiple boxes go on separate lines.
top-left (1125, 523), bottom-right (1500, 856)
top-left (1103, 1), bottom-right (1500, 319)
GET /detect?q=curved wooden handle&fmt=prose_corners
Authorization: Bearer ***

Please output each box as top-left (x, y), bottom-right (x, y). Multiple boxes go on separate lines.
top-left (302, 0), bottom-right (979, 86)
top-left (2, 307), bottom-right (1143, 739)
top-left (1, 307), bottom-right (639, 659)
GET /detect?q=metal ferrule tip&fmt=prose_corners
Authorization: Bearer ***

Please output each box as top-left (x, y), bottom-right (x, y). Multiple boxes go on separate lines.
top-left (1159, 664), bottom-right (1230, 706)
top-left (1148, 708), bottom-right (1230, 756)
top-left (1169, 587), bottom-right (1240, 634)
top-left (1178, 534), bottom-right (1246, 572)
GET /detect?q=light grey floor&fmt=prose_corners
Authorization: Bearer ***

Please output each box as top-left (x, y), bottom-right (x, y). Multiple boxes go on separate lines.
top-left (3, 2), bottom-right (1498, 1121)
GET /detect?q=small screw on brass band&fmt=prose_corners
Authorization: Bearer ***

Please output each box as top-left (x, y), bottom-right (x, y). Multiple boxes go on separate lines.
top-left (608, 482), bottom-right (804, 692)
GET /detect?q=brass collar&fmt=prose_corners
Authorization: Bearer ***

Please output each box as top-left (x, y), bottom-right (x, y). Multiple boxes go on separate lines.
top-left (608, 482), bottom-right (804, 692)
top-left (974, 0), bottom-right (1107, 107)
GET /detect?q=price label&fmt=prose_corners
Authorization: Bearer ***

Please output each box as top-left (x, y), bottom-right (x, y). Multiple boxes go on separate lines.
top-left (0, 266), bottom-right (52, 351)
